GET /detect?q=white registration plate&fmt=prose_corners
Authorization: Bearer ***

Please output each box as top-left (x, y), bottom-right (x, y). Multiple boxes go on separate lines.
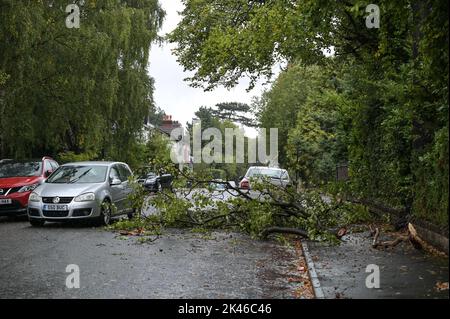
top-left (43, 204), bottom-right (69, 211)
top-left (0, 198), bottom-right (12, 205)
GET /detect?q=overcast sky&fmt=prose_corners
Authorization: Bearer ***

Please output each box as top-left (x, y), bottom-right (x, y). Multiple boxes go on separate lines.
top-left (147, 0), bottom-right (279, 137)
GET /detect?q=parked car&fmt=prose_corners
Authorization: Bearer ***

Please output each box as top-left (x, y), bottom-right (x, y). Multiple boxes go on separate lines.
top-left (136, 168), bottom-right (173, 192)
top-left (0, 157), bottom-right (58, 217)
top-left (27, 161), bottom-right (134, 226)
top-left (209, 179), bottom-right (227, 191)
top-left (239, 166), bottom-right (291, 190)
top-left (227, 181), bottom-right (237, 189)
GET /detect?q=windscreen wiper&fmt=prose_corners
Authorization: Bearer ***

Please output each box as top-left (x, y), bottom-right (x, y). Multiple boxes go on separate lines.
top-left (68, 168), bottom-right (92, 184)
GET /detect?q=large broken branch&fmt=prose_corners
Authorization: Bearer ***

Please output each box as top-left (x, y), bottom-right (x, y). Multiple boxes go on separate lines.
top-left (144, 166), bottom-right (351, 241)
top-left (370, 223), bottom-right (446, 253)
top-left (371, 227), bottom-right (409, 249)
top-left (262, 226), bottom-right (347, 240)
top-left (261, 227), bottom-right (309, 239)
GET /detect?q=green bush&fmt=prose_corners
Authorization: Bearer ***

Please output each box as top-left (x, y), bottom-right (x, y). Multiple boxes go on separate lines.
top-left (413, 127), bottom-right (449, 228)
top-left (57, 151), bottom-right (98, 164)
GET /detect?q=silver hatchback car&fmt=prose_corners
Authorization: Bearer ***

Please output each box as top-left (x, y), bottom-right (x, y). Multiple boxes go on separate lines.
top-left (27, 161), bottom-right (134, 226)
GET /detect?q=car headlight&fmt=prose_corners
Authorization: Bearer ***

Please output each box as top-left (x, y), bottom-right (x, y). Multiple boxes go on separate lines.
top-left (18, 183), bottom-right (40, 193)
top-left (74, 192), bottom-right (95, 202)
top-left (29, 192), bottom-right (41, 202)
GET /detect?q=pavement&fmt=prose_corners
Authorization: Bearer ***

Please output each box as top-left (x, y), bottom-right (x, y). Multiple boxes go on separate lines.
top-left (306, 230), bottom-right (449, 299)
top-left (0, 216), bottom-right (309, 299)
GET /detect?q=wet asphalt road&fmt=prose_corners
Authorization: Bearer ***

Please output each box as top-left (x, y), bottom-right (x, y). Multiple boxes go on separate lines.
top-left (0, 216), bottom-right (304, 299)
top-left (307, 231), bottom-right (449, 299)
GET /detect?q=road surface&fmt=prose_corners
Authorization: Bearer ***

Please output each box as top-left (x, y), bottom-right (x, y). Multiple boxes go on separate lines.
top-left (0, 216), bottom-right (307, 299)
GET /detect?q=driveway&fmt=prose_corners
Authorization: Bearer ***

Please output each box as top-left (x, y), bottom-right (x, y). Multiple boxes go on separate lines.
top-left (0, 217), bottom-right (310, 299)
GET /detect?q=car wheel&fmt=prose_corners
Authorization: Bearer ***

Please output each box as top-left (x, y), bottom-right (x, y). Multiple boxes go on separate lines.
top-left (98, 200), bottom-right (112, 226)
top-left (29, 219), bottom-right (45, 227)
top-left (127, 209), bottom-right (135, 220)
top-left (157, 182), bottom-right (162, 192)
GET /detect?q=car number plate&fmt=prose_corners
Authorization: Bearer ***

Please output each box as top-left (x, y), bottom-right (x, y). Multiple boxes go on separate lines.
top-left (0, 198), bottom-right (12, 205)
top-left (43, 204), bottom-right (69, 211)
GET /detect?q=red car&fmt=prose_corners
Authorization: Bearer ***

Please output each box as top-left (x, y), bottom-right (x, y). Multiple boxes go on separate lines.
top-left (0, 157), bottom-right (59, 217)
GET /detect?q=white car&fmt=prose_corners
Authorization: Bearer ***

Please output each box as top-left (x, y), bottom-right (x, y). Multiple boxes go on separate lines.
top-left (239, 166), bottom-right (291, 190)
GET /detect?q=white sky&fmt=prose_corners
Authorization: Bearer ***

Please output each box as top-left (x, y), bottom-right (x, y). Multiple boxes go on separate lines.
top-left (147, 0), bottom-right (279, 138)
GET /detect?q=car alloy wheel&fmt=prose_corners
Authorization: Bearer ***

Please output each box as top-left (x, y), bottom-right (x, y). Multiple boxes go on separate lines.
top-left (100, 201), bottom-right (112, 226)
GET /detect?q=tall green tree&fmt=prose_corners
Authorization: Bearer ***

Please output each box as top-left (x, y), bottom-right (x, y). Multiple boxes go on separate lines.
top-left (210, 102), bottom-right (255, 127)
top-left (0, 0), bottom-right (165, 168)
top-left (187, 106), bottom-right (248, 180)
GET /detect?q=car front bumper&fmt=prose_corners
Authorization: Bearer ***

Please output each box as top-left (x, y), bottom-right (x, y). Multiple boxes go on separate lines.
top-left (0, 192), bottom-right (29, 216)
top-left (27, 200), bottom-right (102, 221)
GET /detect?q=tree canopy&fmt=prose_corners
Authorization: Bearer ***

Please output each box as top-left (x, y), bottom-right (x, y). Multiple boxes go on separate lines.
top-left (170, 0), bottom-right (449, 228)
top-left (0, 0), bottom-right (165, 168)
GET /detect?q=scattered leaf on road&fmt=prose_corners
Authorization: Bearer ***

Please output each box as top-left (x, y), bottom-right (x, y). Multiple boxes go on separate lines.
top-left (435, 282), bottom-right (449, 291)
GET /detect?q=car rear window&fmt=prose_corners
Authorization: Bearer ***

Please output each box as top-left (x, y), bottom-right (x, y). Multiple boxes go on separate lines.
top-left (247, 168), bottom-right (289, 179)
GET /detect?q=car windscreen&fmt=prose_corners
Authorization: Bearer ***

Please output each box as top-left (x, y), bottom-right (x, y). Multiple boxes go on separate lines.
top-left (247, 168), bottom-right (288, 179)
top-left (0, 161), bottom-right (42, 178)
top-left (46, 165), bottom-right (107, 184)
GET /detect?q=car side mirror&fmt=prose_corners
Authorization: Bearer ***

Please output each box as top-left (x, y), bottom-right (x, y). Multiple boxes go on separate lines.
top-left (44, 170), bottom-right (52, 178)
top-left (110, 178), bottom-right (121, 186)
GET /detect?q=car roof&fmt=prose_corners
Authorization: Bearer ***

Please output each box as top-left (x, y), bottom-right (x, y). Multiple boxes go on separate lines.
top-left (0, 159), bottom-right (42, 163)
top-left (0, 157), bottom-right (54, 163)
top-left (62, 161), bottom-right (126, 167)
top-left (247, 166), bottom-right (286, 171)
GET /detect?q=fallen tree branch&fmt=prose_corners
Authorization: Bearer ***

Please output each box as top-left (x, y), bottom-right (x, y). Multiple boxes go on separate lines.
top-left (373, 235), bottom-right (408, 249)
top-left (140, 165), bottom-right (354, 242)
top-left (372, 226), bottom-right (408, 249)
top-left (261, 227), bottom-right (309, 239)
top-left (372, 227), bottom-right (380, 248)
top-left (370, 224), bottom-right (447, 255)
top-left (261, 226), bottom-right (347, 240)
top-left (201, 211), bottom-right (237, 225)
